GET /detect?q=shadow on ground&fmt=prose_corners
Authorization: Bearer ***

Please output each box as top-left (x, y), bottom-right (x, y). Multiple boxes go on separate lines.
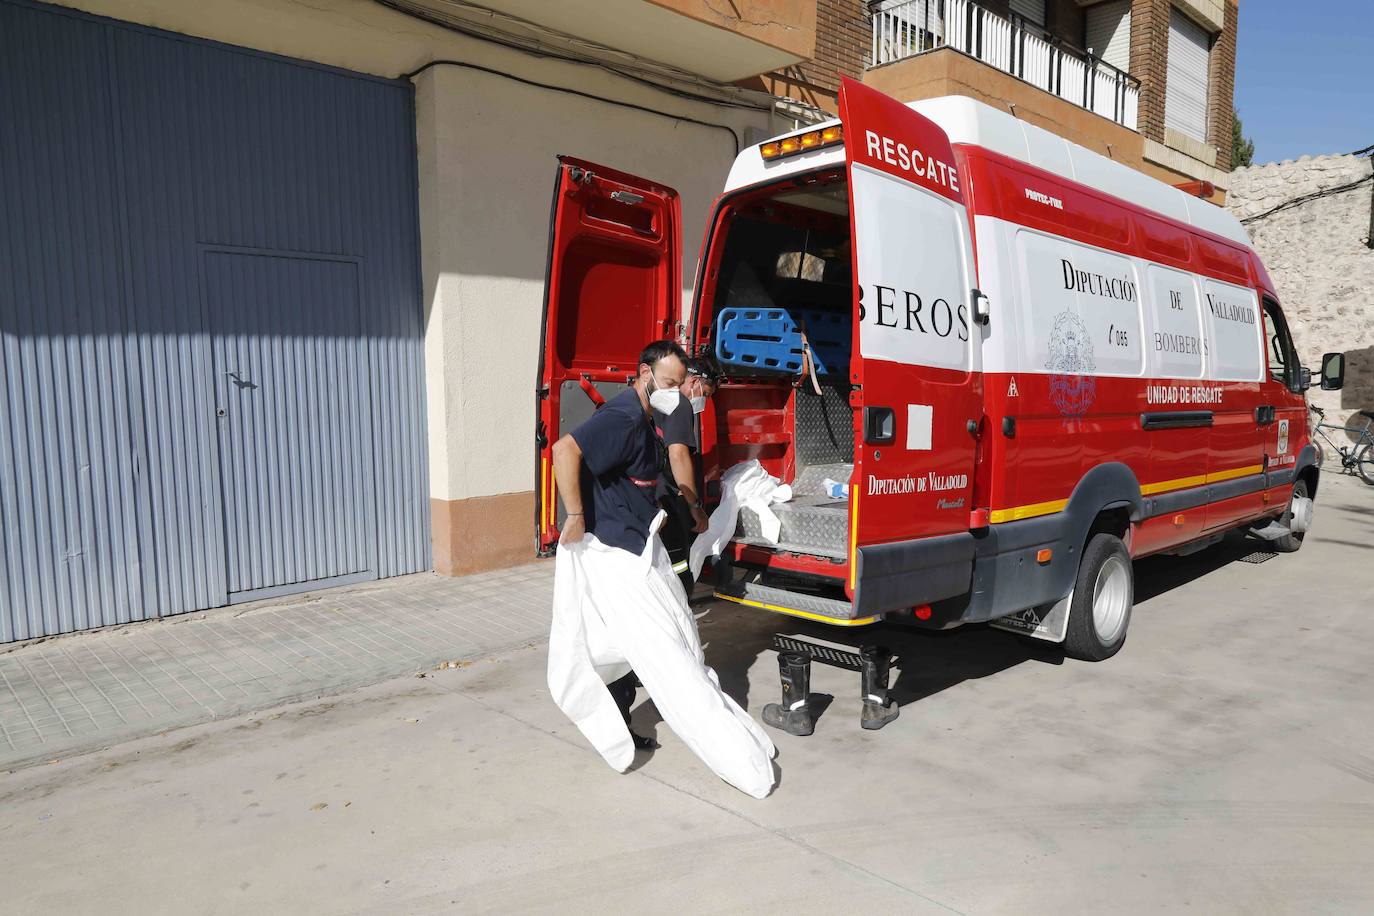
top-left (660, 527), bottom-right (1300, 730)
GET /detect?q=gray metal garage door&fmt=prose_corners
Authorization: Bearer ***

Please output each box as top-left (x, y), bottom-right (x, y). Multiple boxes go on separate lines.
top-left (0, 0), bottom-right (430, 642)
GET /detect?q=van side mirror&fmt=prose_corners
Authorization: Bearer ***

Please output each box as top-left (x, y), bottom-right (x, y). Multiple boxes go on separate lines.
top-left (971, 288), bottom-right (991, 326)
top-left (1320, 352), bottom-right (1345, 390)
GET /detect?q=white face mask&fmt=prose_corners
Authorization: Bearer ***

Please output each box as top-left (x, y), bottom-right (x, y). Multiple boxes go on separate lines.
top-left (690, 396), bottom-right (707, 415)
top-left (650, 388), bottom-right (680, 414)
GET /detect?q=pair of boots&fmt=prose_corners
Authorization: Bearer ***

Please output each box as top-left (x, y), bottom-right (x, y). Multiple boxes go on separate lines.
top-left (761, 647), bottom-right (899, 736)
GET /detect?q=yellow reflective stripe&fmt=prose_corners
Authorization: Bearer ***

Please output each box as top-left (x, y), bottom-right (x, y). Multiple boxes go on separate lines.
top-left (990, 464), bottom-right (1267, 524)
top-left (848, 489), bottom-right (859, 590)
top-left (1205, 463), bottom-right (1264, 484)
top-left (1140, 473), bottom-right (1207, 496)
top-left (671, 561), bottom-right (689, 574)
top-left (988, 498), bottom-right (1069, 524)
top-left (714, 591), bottom-right (881, 627)
top-left (541, 457), bottom-right (553, 528)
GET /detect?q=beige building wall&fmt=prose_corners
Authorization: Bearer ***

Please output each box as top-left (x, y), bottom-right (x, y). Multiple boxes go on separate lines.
top-left (52, 0), bottom-right (782, 575)
top-left (415, 61), bottom-right (779, 573)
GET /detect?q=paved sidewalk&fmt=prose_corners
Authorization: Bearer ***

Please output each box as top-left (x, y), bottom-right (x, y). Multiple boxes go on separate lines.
top-left (0, 563), bottom-right (553, 771)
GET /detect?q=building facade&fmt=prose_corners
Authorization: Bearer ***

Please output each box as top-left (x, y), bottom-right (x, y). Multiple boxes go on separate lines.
top-left (1, 0), bottom-right (1252, 644)
top-left (0, 0), bottom-right (814, 641)
top-left (748, 0), bottom-right (1238, 199)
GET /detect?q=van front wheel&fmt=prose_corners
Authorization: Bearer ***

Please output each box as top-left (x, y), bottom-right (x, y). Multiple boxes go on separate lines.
top-left (1062, 533), bottom-right (1133, 662)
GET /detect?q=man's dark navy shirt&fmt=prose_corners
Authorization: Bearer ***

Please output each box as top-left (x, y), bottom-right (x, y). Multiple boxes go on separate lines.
top-left (570, 388), bottom-right (662, 556)
top-left (653, 392), bottom-right (696, 452)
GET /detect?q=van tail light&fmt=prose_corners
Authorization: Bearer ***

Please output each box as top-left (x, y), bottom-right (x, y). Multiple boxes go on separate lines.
top-left (913, 604), bottom-right (932, 621)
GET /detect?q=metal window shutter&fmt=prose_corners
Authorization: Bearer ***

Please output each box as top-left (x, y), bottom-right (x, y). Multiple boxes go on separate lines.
top-left (1009, 0), bottom-right (1045, 26)
top-left (1165, 6), bottom-right (1210, 141)
top-left (1085, 0), bottom-right (1131, 73)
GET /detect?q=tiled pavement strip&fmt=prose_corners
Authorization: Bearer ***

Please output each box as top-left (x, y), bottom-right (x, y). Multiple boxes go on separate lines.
top-left (0, 563), bottom-right (554, 772)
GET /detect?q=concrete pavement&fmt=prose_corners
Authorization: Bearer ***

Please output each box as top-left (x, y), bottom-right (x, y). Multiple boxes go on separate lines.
top-left (0, 564), bottom-right (552, 771)
top-left (2, 471), bottom-right (1373, 913)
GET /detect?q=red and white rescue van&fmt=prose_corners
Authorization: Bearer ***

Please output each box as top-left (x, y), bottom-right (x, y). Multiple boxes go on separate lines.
top-left (536, 78), bottom-right (1345, 660)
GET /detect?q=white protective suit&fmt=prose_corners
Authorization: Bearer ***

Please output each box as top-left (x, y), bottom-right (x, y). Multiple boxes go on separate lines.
top-left (689, 459), bottom-right (793, 580)
top-left (547, 510), bottom-right (777, 799)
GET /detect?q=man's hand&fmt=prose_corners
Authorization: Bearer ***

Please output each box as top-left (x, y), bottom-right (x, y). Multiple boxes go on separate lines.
top-left (690, 504), bottom-right (709, 533)
top-left (560, 514), bottom-right (586, 545)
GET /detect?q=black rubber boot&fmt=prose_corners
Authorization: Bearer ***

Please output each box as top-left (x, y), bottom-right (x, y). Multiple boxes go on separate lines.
top-left (859, 645), bottom-right (899, 730)
top-left (608, 672), bottom-right (658, 750)
top-left (762, 651), bottom-right (815, 736)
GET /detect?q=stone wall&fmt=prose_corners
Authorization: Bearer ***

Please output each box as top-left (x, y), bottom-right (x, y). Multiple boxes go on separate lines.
top-left (1227, 154), bottom-right (1374, 443)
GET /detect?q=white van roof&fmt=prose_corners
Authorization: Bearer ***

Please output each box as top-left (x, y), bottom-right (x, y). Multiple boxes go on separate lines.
top-left (726, 95), bottom-right (1252, 250)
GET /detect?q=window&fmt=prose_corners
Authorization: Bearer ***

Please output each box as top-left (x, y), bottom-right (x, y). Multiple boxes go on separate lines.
top-left (852, 164), bottom-right (972, 373)
top-left (1085, 0), bottom-right (1131, 73)
top-left (1014, 229), bottom-right (1144, 378)
top-left (1165, 7), bottom-right (1211, 142)
top-left (1200, 278), bottom-right (1262, 382)
top-left (1261, 297), bottom-right (1299, 390)
top-left (1010, 0), bottom-right (1046, 27)
top-left (1145, 264), bottom-right (1204, 379)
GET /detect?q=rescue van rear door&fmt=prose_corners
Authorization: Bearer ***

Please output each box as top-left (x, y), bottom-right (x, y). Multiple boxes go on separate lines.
top-left (839, 78), bottom-right (982, 611)
top-left (535, 156), bottom-right (681, 553)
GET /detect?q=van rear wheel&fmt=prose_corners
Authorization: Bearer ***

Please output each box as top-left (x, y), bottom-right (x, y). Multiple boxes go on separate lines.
top-left (1062, 533), bottom-right (1133, 662)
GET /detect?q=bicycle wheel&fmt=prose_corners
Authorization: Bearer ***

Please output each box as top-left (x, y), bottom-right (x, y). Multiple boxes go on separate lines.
top-left (1357, 443), bottom-right (1374, 486)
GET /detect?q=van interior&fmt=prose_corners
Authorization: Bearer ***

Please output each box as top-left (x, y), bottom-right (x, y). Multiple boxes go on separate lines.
top-left (695, 170), bottom-right (855, 571)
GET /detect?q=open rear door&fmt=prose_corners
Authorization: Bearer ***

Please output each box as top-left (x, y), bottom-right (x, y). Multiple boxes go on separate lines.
top-left (839, 78), bottom-right (982, 614)
top-left (535, 156), bottom-right (681, 554)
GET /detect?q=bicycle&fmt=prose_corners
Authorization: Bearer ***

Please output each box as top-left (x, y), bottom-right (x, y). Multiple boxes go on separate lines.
top-left (1309, 405), bottom-right (1374, 486)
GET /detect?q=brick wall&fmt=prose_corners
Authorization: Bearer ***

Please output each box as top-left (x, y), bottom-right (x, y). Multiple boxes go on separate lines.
top-left (789, 0), bottom-right (868, 94)
top-left (1207, 0), bottom-right (1237, 166)
top-left (1128, 0), bottom-right (1170, 144)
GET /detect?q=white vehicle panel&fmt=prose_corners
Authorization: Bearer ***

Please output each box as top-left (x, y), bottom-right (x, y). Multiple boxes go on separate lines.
top-left (1142, 264), bottom-right (1205, 379)
top-left (1013, 228), bottom-right (1144, 378)
top-left (1200, 277), bottom-right (1263, 382)
top-left (974, 215), bottom-right (1261, 383)
top-left (851, 163), bottom-right (971, 372)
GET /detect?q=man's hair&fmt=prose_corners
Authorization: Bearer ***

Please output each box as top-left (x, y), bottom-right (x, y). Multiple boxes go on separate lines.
top-left (687, 354), bottom-right (724, 386)
top-left (638, 339), bottom-right (687, 369)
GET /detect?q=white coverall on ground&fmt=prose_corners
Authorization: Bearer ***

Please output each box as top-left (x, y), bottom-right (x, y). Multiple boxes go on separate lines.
top-left (547, 511), bottom-right (777, 799)
top-left (689, 459), bottom-right (793, 580)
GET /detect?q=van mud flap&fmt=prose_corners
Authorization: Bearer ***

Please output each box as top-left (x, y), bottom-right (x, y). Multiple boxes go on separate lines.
top-left (989, 595), bottom-right (1070, 643)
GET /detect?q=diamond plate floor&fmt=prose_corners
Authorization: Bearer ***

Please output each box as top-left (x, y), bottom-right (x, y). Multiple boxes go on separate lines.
top-left (0, 564), bottom-right (553, 771)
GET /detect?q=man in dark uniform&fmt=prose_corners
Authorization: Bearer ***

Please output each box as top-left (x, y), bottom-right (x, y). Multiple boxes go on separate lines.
top-left (653, 355), bottom-right (723, 594)
top-left (551, 339), bottom-right (688, 750)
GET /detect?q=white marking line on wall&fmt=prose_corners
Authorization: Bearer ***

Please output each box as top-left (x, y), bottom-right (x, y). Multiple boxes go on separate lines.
top-left (907, 404), bottom-right (933, 450)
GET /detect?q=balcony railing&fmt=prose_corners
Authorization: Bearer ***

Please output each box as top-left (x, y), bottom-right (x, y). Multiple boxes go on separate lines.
top-left (871, 0), bottom-right (1140, 130)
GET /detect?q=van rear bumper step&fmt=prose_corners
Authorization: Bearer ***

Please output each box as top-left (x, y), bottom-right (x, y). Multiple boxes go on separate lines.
top-left (773, 634), bottom-right (863, 670)
top-left (714, 578), bottom-right (881, 626)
